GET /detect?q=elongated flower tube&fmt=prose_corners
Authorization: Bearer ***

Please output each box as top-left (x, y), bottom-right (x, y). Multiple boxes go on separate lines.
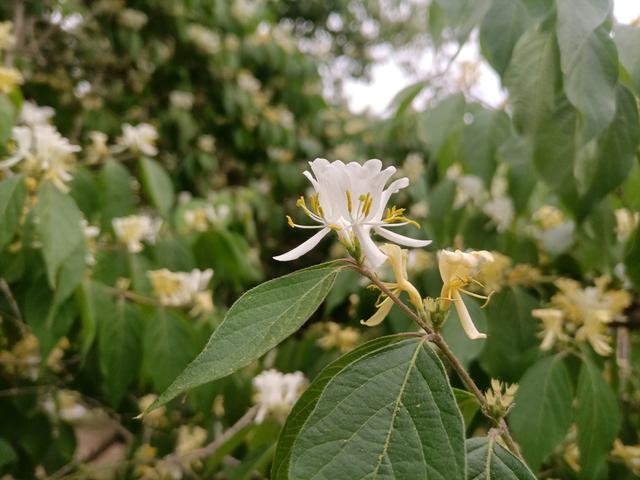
top-left (274, 158), bottom-right (431, 267)
top-left (438, 249), bottom-right (494, 340)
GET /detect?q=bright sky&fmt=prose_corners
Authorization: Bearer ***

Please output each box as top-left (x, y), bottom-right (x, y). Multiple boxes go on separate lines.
top-left (345, 0), bottom-right (640, 115)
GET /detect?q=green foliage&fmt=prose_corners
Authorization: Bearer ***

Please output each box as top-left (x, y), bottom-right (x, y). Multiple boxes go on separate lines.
top-left (466, 437), bottom-right (536, 479)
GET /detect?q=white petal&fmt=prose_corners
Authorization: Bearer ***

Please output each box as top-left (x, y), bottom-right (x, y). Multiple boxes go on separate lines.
top-left (361, 297), bottom-right (394, 327)
top-left (452, 289), bottom-right (486, 340)
top-left (374, 227), bottom-right (432, 248)
top-left (273, 227), bottom-right (331, 262)
top-left (353, 224), bottom-right (387, 268)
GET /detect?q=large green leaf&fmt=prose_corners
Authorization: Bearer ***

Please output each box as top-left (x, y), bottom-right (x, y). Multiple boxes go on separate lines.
top-left (505, 29), bottom-right (560, 134)
top-left (466, 437), bottom-right (536, 479)
top-left (614, 23), bottom-right (640, 95)
top-left (0, 94), bottom-right (15, 144)
top-left (575, 355), bottom-right (621, 479)
top-left (480, 287), bottom-right (540, 381)
top-left (273, 335), bottom-right (406, 479)
top-left (99, 160), bottom-right (136, 229)
top-left (151, 262), bottom-right (342, 410)
top-left (34, 181), bottom-right (84, 288)
top-left (480, 0), bottom-right (534, 75)
top-left (143, 309), bottom-right (198, 392)
top-left (555, 0), bottom-right (617, 139)
top-left (579, 85), bottom-right (640, 216)
top-left (0, 175), bottom-right (26, 251)
top-left (76, 279), bottom-right (111, 357)
top-left (139, 157), bottom-right (175, 216)
top-left (288, 338), bottom-right (466, 480)
top-left (99, 298), bottom-right (143, 406)
top-left (509, 355), bottom-right (574, 472)
top-left (625, 227), bottom-right (640, 290)
top-left (454, 388), bottom-right (481, 429)
top-left (435, 0), bottom-right (492, 43)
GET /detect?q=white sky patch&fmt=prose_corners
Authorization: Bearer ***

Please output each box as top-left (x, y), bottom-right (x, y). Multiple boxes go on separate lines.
top-left (344, 0), bottom-right (640, 116)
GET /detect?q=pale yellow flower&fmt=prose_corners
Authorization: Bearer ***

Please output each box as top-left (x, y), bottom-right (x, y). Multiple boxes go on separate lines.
top-left (477, 251), bottom-right (512, 292)
top-left (614, 208), bottom-right (639, 241)
top-left (112, 215), bottom-right (162, 253)
top-left (438, 249), bottom-right (493, 339)
top-left (533, 205), bottom-right (565, 230)
top-left (611, 439), bottom-right (640, 475)
top-left (317, 321), bottom-right (361, 352)
top-left (176, 425), bottom-right (207, 455)
top-left (532, 308), bottom-right (568, 350)
top-left (138, 394), bottom-right (167, 429)
top-left (0, 21), bottom-right (15, 50)
top-left (485, 379), bottom-right (518, 418)
top-left (0, 66), bottom-right (22, 94)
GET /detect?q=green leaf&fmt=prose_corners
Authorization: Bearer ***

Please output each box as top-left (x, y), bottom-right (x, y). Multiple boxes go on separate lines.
top-left (76, 280), bottom-right (111, 358)
top-left (614, 23), bottom-right (640, 95)
top-left (0, 94), bottom-right (15, 144)
top-left (139, 157), bottom-right (175, 216)
top-left (143, 309), bottom-right (198, 392)
top-left (454, 388), bottom-right (481, 429)
top-left (509, 355), bottom-right (574, 472)
top-left (575, 355), bottom-right (621, 479)
top-left (99, 160), bottom-right (136, 229)
top-left (532, 97), bottom-right (580, 208)
top-left (435, 0), bottom-right (492, 43)
top-left (0, 175), bottom-right (26, 251)
top-left (442, 296), bottom-right (487, 369)
top-left (555, 0), bottom-right (617, 139)
top-left (390, 80), bottom-right (429, 118)
top-left (287, 338), bottom-right (466, 479)
top-left (151, 262), bottom-right (342, 410)
top-left (273, 335), bottom-right (405, 479)
top-left (99, 298), bottom-right (143, 406)
top-left (500, 135), bottom-right (535, 214)
top-left (579, 85), bottom-right (640, 216)
top-left (480, 287), bottom-right (541, 381)
top-left (466, 437), bottom-right (536, 479)
top-left (505, 29), bottom-right (560, 134)
top-left (625, 227), bottom-right (640, 290)
top-left (34, 181), bottom-right (84, 288)
top-left (480, 0), bottom-right (534, 75)
top-left (418, 94), bottom-right (466, 158)
top-left (0, 437), bottom-right (17, 470)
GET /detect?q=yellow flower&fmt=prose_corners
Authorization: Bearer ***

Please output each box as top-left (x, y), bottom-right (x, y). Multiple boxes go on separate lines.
top-left (317, 321), bottom-right (361, 352)
top-left (533, 205), bottom-right (565, 230)
top-left (0, 66), bottom-right (22, 94)
top-left (611, 439), bottom-right (640, 476)
top-left (438, 249), bottom-right (493, 339)
top-left (362, 244), bottom-right (422, 327)
top-left (0, 21), bottom-right (15, 50)
top-left (477, 251), bottom-right (512, 292)
top-left (532, 308), bottom-right (568, 350)
top-left (575, 309), bottom-right (613, 356)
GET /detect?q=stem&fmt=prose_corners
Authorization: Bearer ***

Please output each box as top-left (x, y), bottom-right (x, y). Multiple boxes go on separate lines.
top-left (0, 278), bottom-right (27, 336)
top-left (353, 261), bottom-right (525, 461)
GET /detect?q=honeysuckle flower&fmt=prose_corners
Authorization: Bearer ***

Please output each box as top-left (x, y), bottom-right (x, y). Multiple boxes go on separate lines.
top-left (483, 196), bottom-right (514, 233)
top-left (453, 174), bottom-right (485, 208)
top-left (118, 8), bottom-right (148, 30)
top-left (176, 425), bottom-right (208, 455)
top-left (477, 251), bottom-right (512, 292)
top-left (252, 369), bottom-right (307, 423)
top-left (112, 215), bottom-right (162, 253)
top-left (362, 244), bottom-right (423, 327)
top-left (1, 125), bottom-right (80, 191)
top-left (0, 21), bottom-right (15, 50)
top-left (316, 321), bottom-right (361, 352)
top-left (114, 123), bottom-right (158, 157)
top-left (614, 208), bottom-right (639, 242)
top-left (575, 309), bottom-right (613, 356)
top-left (485, 379), bottom-right (518, 418)
top-left (19, 101), bottom-right (55, 126)
top-left (81, 218), bottom-right (100, 265)
top-left (169, 90), bottom-right (194, 110)
top-left (438, 249), bottom-right (494, 340)
top-left (85, 131), bottom-right (110, 164)
top-left (274, 158), bottom-right (431, 268)
top-left (147, 268), bottom-right (213, 309)
top-left (532, 308), bottom-right (568, 350)
top-left (611, 439), bottom-right (640, 476)
top-left (0, 66), bottom-right (22, 94)
top-left (186, 24), bottom-right (221, 55)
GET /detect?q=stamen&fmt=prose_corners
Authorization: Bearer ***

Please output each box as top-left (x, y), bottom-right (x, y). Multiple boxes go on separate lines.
top-left (286, 215), bottom-right (295, 228)
top-left (346, 190), bottom-right (353, 213)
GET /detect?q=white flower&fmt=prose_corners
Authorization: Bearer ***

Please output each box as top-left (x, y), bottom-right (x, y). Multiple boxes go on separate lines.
top-left (454, 174), bottom-right (485, 208)
top-left (115, 123), bottom-right (158, 157)
top-left (0, 125), bottom-right (80, 191)
top-left (147, 268), bottom-right (213, 309)
top-left (112, 215), bottom-right (162, 253)
top-left (438, 249), bottom-right (494, 340)
top-left (169, 90), bottom-right (194, 110)
top-left (0, 67), bottom-right (22, 94)
top-left (118, 9), bottom-right (148, 30)
top-left (0, 21), bottom-right (15, 50)
top-left (615, 208), bottom-right (639, 242)
top-left (532, 308), bottom-right (568, 350)
top-left (186, 24), bottom-right (221, 55)
top-left (252, 369), bottom-right (307, 423)
top-left (483, 196), bottom-right (514, 233)
top-left (19, 101), bottom-right (55, 126)
top-left (274, 158), bottom-right (431, 268)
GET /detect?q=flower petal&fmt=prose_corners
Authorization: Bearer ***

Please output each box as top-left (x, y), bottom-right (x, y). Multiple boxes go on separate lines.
top-left (374, 227), bottom-right (432, 248)
top-left (452, 289), bottom-right (486, 340)
top-left (361, 297), bottom-right (394, 327)
top-left (273, 227), bottom-right (331, 262)
top-left (353, 224), bottom-right (387, 268)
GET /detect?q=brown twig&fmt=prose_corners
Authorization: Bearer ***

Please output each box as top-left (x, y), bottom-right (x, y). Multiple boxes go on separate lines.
top-left (0, 278), bottom-right (27, 336)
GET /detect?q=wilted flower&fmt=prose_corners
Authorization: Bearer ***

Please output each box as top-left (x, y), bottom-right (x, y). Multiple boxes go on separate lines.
top-left (274, 158), bottom-right (431, 268)
top-left (1, 125), bottom-right (80, 191)
top-left (147, 268), bottom-right (213, 311)
top-left (114, 123), bottom-right (158, 157)
top-left (362, 244), bottom-right (423, 327)
top-left (0, 66), bottom-right (22, 94)
top-left (438, 249), bottom-right (494, 339)
top-left (112, 215), bottom-right (162, 253)
top-left (19, 101), bottom-right (55, 126)
top-left (252, 369), bottom-right (307, 423)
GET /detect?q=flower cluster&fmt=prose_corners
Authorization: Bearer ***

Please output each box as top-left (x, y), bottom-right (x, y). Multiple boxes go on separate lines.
top-left (114, 123), bottom-right (159, 157)
top-left (112, 215), bottom-right (162, 253)
top-left (532, 277), bottom-right (631, 356)
top-left (252, 369), bottom-right (307, 423)
top-left (147, 268), bottom-right (214, 315)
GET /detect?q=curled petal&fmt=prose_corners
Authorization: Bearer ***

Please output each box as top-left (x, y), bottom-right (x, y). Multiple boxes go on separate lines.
top-left (273, 227), bottom-right (331, 262)
top-left (353, 224), bottom-right (387, 268)
top-left (452, 289), bottom-right (486, 340)
top-left (374, 227), bottom-right (432, 248)
top-left (361, 297), bottom-right (394, 327)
